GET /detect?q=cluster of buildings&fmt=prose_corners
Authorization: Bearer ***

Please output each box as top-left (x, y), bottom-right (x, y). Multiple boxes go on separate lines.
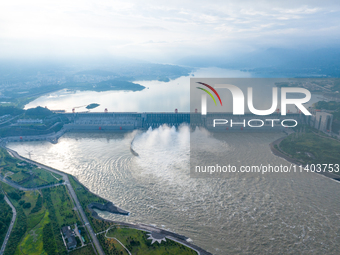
top-left (73, 74), bottom-right (117, 83)
top-left (61, 226), bottom-right (77, 250)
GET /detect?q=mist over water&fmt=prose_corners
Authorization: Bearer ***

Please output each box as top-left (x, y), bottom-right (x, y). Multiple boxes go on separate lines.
top-left (7, 127), bottom-right (340, 254)
top-left (132, 125), bottom-right (190, 182)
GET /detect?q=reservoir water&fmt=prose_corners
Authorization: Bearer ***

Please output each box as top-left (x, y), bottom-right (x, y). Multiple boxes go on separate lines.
top-left (8, 129), bottom-right (340, 254)
top-left (11, 68), bottom-right (340, 254)
top-left (24, 68), bottom-right (252, 113)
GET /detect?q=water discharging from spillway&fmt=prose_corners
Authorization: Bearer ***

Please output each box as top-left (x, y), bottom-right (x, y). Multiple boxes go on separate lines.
top-left (7, 127), bottom-right (340, 254)
top-left (132, 125), bottom-right (190, 180)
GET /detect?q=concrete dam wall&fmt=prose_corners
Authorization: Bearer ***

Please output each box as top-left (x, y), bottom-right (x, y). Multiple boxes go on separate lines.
top-left (63, 112), bottom-right (307, 132)
top-left (63, 112), bottom-right (191, 130)
top-left (1, 112), bottom-right (308, 144)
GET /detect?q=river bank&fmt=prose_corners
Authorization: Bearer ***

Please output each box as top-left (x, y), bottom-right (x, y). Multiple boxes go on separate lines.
top-left (2, 145), bottom-right (210, 255)
top-left (270, 135), bottom-right (340, 182)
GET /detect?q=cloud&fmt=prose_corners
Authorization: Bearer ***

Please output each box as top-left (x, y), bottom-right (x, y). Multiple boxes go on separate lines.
top-left (0, 0), bottom-right (339, 62)
top-left (138, 26), bottom-right (168, 31)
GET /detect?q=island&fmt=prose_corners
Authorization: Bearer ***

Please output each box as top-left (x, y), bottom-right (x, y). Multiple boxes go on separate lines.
top-left (86, 103), bottom-right (100, 110)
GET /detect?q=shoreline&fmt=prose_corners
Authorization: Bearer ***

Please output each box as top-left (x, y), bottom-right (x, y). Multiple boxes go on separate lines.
top-left (1, 145), bottom-right (211, 255)
top-left (270, 136), bottom-right (340, 182)
top-left (90, 212), bottom-right (212, 255)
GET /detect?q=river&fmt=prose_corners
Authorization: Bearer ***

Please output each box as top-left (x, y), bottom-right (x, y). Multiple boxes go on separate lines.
top-left (9, 68), bottom-right (340, 254)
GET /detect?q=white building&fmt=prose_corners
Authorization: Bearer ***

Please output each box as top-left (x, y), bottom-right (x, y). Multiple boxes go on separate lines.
top-left (17, 119), bottom-right (43, 124)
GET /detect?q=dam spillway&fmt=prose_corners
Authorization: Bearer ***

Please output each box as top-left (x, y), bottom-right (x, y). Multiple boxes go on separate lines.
top-left (62, 112), bottom-right (307, 132)
top-left (1, 112), bottom-right (309, 143)
top-left (63, 112), bottom-right (191, 131)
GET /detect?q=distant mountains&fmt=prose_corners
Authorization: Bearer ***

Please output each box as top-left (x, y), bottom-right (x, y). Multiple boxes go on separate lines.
top-left (0, 60), bottom-right (192, 107)
top-left (176, 48), bottom-right (340, 77)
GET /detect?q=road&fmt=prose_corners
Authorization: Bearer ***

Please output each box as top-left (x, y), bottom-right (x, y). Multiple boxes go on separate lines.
top-left (1, 146), bottom-right (211, 255)
top-left (105, 233), bottom-right (131, 255)
top-left (1, 146), bottom-right (105, 255)
top-left (0, 195), bottom-right (17, 255)
top-left (0, 114), bottom-right (23, 126)
top-left (0, 174), bottom-right (63, 191)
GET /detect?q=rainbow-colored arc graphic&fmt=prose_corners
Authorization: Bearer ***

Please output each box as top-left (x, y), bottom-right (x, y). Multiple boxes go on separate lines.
top-left (196, 82), bottom-right (223, 106)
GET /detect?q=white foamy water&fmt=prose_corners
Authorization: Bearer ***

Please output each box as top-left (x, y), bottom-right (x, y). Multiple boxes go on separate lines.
top-left (7, 127), bottom-right (340, 254)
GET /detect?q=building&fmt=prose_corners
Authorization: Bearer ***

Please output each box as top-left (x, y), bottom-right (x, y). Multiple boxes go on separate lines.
top-left (61, 226), bottom-right (77, 250)
top-left (309, 110), bottom-right (333, 133)
top-left (17, 119), bottom-right (43, 124)
top-left (0, 114), bottom-right (10, 121)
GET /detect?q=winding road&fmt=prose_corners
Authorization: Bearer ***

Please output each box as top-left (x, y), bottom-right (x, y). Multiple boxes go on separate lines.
top-left (0, 195), bottom-right (16, 255)
top-left (0, 146), bottom-right (105, 255)
top-left (0, 145), bottom-right (211, 255)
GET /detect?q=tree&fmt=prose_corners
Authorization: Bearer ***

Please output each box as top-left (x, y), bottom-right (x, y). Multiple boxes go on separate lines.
top-left (8, 192), bottom-right (21, 200)
top-left (23, 202), bottom-right (31, 209)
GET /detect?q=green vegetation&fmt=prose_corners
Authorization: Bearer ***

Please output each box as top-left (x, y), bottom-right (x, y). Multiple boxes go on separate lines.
top-left (103, 226), bottom-right (197, 255)
top-left (0, 122), bottom-right (64, 137)
top-left (0, 179), bottom-right (87, 255)
top-left (3, 80), bottom-right (144, 103)
top-left (0, 148), bottom-right (62, 188)
top-left (280, 131), bottom-right (340, 168)
top-left (69, 245), bottom-right (96, 255)
top-left (313, 100), bottom-right (340, 122)
top-left (313, 101), bottom-right (340, 111)
top-left (43, 222), bottom-right (57, 255)
top-left (40, 186), bottom-right (87, 253)
top-left (69, 175), bottom-right (197, 254)
top-left (0, 183), bottom-right (52, 255)
top-left (8, 192), bottom-right (21, 200)
top-left (1, 163), bottom-right (198, 255)
top-left (68, 175), bottom-right (114, 233)
top-left (0, 150), bottom-right (85, 254)
top-left (97, 233), bottom-right (128, 255)
top-left (0, 62), bottom-right (191, 108)
top-left (94, 80), bottom-right (144, 91)
top-left (78, 226), bottom-right (90, 244)
top-left (25, 106), bottom-right (53, 118)
top-left (20, 211), bottom-right (50, 255)
top-left (22, 202), bottom-right (31, 209)
top-left (333, 79), bottom-right (340, 92)
top-left (0, 183), bottom-right (27, 255)
top-left (0, 106), bottom-right (24, 117)
top-left (0, 192), bottom-right (13, 247)
top-left (75, 65), bottom-right (190, 82)
top-left (3, 85), bottom-right (65, 108)
top-left (43, 185), bottom-right (80, 227)
top-left (76, 69), bottom-right (116, 77)
top-left (30, 194), bottom-right (43, 214)
top-left (86, 103), bottom-right (100, 110)
top-left (68, 175), bottom-right (107, 209)
top-left (0, 105), bottom-right (68, 136)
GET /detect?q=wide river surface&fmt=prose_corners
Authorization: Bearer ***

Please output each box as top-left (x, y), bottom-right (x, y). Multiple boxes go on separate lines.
top-left (10, 68), bottom-right (340, 254)
top-left (8, 130), bottom-right (340, 254)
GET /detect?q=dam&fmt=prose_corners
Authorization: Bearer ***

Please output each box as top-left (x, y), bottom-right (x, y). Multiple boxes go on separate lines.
top-left (63, 112), bottom-right (306, 131)
top-left (1, 112), bottom-right (308, 143)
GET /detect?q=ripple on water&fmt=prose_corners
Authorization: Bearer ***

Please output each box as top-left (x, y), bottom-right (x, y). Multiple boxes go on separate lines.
top-left (7, 128), bottom-right (340, 255)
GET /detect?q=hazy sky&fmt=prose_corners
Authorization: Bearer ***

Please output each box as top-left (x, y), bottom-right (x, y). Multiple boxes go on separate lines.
top-left (1, 0), bottom-right (340, 62)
